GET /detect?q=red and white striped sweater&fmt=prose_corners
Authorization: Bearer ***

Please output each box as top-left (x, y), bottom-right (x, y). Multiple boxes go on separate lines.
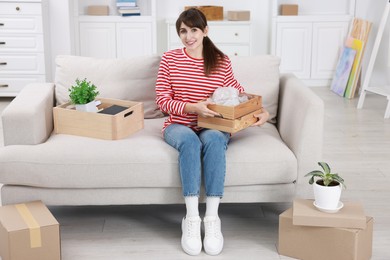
top-left (155, 48), bottom-right (244, 132)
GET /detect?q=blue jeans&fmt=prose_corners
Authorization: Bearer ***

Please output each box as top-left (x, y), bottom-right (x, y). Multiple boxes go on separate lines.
top-left (164, 123), bottom-right (230, 198)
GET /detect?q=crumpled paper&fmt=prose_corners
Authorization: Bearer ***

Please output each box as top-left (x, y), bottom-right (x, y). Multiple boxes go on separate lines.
top-left (210, 87), bottom-right (248, 106)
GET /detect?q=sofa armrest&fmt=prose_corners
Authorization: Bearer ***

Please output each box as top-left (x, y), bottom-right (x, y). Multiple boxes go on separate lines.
top-left (1, 83), bottom-right (55, 146)
top-left (277, 74), bottom-right (324, 195)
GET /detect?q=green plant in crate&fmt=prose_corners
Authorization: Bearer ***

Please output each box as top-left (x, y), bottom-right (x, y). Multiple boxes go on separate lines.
top-left (68, 78), bottom-right (100, 105)
top-left (305, 162), bottom-right (346, 188)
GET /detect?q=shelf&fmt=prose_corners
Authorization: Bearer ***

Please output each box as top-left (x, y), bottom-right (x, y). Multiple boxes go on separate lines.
top-left (165, 19), bottom-right (251, 25)
top-left (77, 15), bottom-right (154, 23)
top-left (275, 15), bottom-right (352, 22)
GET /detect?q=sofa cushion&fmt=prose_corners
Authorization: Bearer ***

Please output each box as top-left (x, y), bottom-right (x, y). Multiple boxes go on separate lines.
top-left (230, 55), bottom-right (281, 123)
top-left (54, 55), bottom-right (164, 119)
top-left (0, 120), bottom-right (297, 189)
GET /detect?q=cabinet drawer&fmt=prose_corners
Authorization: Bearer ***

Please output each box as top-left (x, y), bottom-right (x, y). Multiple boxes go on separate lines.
top-left (0, 16), bottom-right (43, 34)
top-left (219, 45), bottom-right (250, 57)
top-left (0, 75), bottom-right (45, 96)
top-left (0, 53), bottom-right (45, 74)
top-left (0, 2), bottom-right (42, 15)
top-left (209, 25), bottom-right (250, 44)
top-left (0, 35), bottom-right (44, 52)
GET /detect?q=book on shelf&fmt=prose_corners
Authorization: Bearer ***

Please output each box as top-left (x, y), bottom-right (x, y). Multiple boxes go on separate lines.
top-left (121, 13), bottom-right (141, 17)
top-left (118, 8), bottom-right (140, 15)
top-left (116, 0), bottom-right (136, 2)
top-left (116, 0), bottom-right (137, 7)
top-left (118, 6), bottom-right (140, 10)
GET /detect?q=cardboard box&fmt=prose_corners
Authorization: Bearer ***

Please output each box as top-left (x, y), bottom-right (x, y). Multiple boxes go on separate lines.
top-left (0, 201), bottom-right (60, 260)
top-left (227, 11), bottom-right (250, 21)
top-left (281, 4), bottom-right (298, 16)
top-left (87, 5), bottom-right (109, 16)
top-left (197, 94), bottom-right (262, 133)
top-left (279, 208), bottom-right (373, 260)
top-left (293, 199), bottom-right (367, 229)
top-left (53, 98), bottom-right (144, 140)
top-left (185, 6), bottom-right (223, 21)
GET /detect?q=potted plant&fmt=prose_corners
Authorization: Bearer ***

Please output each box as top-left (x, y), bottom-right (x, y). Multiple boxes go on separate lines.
top-left (305, 162), bottom-right (346, 213)
top-left (68, 78), bottom-right (100, 112)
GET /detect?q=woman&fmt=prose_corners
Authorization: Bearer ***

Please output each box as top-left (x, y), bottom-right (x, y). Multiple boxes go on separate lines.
top-left (156, 8), bottom-right (269, 256)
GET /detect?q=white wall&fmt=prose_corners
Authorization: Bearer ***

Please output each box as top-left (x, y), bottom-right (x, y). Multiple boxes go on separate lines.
top-left (355, 0), bottom-right (389, 85)
top-left (47, 0), bottom-right (389, 86)
top-left (47, 0), bottom-right (73, 81)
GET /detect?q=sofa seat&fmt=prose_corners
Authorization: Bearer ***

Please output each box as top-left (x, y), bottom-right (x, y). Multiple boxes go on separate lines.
top-left (0, 118), bottom-right (296, 189)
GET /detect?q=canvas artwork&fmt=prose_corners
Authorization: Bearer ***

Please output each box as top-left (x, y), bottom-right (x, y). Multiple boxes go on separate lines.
top-left (330, 47), bottom-right (357, 97)
top-left (344, 37), bottom-right (364, 99)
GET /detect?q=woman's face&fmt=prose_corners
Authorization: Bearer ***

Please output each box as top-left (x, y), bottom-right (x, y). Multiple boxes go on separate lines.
top-left (178, 22), bottom-right (208, 55)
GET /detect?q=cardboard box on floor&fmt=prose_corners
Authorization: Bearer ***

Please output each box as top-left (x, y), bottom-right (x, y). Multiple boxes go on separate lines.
top-left (0, 201), bottom-right (60, 260)
top-left (279, 208), bottom-right (373, 260)
top-left (293, 199), bottom-right (367, 229)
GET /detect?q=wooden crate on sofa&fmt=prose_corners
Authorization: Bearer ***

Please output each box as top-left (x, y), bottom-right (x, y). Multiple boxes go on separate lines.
top-left (53, 98), bottom-right (144, 140)
top-left (198, 94), bottom-right (262, 133)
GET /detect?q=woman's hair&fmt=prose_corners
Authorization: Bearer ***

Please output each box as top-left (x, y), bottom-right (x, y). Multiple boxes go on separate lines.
top-left (175, 8), bottom-right (225, 76)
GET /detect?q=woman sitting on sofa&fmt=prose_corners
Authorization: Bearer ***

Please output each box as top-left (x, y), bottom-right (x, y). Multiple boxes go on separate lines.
top-left (155, 8), bottom-right (269, 256)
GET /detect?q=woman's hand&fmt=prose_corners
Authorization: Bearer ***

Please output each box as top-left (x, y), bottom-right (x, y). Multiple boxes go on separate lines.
top-left (185, 100), bottom-right (221, 118)
top-left (252, 108), bottom-right (269, 126)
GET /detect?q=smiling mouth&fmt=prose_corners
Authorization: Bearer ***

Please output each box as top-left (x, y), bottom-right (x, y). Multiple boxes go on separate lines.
top-left (186, 41), bottom-right (196, 46)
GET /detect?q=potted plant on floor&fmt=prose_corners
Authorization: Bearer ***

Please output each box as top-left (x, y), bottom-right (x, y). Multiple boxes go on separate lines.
top-left (69, 78), bottom-right (100, 112)
top-left (305, 162), bottom-right (346, 213)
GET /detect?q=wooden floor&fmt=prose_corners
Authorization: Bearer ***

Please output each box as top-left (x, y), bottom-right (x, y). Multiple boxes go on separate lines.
top-left (0, 87), bottom-right (389, 259)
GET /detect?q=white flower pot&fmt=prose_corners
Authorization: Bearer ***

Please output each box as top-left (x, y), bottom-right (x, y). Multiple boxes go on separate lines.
top-left (313, 181), bottom-right (342, 210)
top-left (75, 100), bottom-right (98, 112)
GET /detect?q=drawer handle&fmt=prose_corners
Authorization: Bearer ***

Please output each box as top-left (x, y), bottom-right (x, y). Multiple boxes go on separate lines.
top-left (0, 23), bottom-right (4, 26)
top-left (235, 33), bottom-right (239, 36)
top-left (16, 6), bottom-right (21, 11)
top-left (0, 42), bottom-right (5, 45)
top-left (0, 62), bottom-right (7, 65)
top-left (0, 84), bottom-right (9, 88)
top-left (234, 53), bottom-right (238, 56)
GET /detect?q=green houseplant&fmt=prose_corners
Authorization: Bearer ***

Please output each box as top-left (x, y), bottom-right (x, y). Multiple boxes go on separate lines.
top-left (305, 162), bottom-right (346, 212)
top-left (68, 78), bottom-right (100, 112)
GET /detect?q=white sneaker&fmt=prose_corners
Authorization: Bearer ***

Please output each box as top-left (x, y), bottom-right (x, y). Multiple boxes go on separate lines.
top-left (203, 216), bottom-right (224, 255)
top-left (181, 216), bottom-right (202, 256)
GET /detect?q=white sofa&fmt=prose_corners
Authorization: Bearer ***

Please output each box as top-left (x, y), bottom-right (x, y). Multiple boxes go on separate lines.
top-left (0, 55), bottom-right (324, 206)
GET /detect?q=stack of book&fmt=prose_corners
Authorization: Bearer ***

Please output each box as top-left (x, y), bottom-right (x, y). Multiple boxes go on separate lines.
top-left (117, 0), bottom-right (140, 16)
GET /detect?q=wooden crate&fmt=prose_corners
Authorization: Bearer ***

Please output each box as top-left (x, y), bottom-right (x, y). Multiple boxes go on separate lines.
top-left (198, 94), bottom-right (262, 133)
top-left (53, 98), bottom-right (144, 140)
top-left (207, 94), bottom-right (262, 120)
top-left (185, 6), bottom-right (223, 21)
top-left (198, 109), bottom-right (262, 134)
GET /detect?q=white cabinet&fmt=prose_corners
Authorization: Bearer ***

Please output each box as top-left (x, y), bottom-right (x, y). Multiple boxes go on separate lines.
top-left (0, 0), bottom-right (49, 96)
top-left (311, 22), bottom-right (350, 79)
top-left (275, 22), bottom-right (312, 79)
top-left (79, 22), bottom-right (116, 58)
top-left (166, 20), bottom-right (252, 57)
top-left (274, 18), bottom-right (349, 85)
top-left (272, 0), bottom-right (355, 86)
top-left (72, 0), bottom-right (156, 59)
